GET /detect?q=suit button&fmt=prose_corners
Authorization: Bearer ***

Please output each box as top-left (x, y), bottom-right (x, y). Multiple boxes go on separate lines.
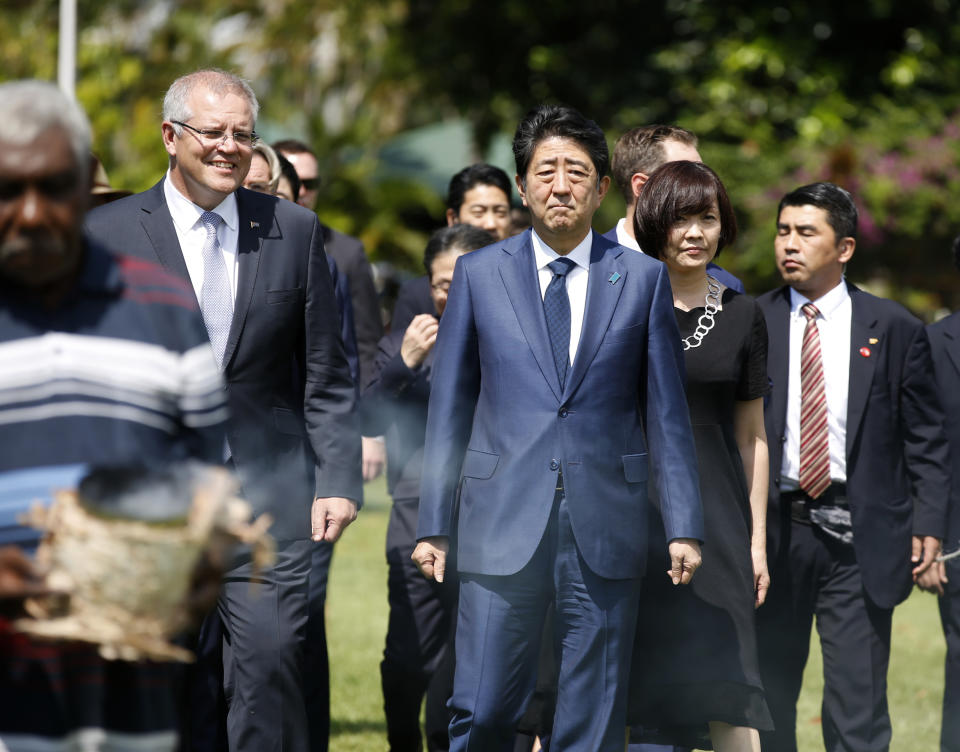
top-left (559, 407), bottom-right (569, 418)
top-left (550, 459), bottom-right (560, 471)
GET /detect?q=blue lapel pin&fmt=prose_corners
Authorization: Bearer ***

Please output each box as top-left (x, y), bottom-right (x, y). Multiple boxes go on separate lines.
top-left (608, 272), bottom-right (621, 285)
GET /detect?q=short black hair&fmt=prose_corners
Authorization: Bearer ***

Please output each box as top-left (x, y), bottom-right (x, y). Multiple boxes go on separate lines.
top-left (446, 163), bottom-right (512, 213)
top-left (423, 224), bottom-right (495, 277)
top-left (276, 151), bottom-right (301, 199)
top-left (778, 182), bottom-right (858, 241)
top-left (512, 105), bottom-right (608, 189)
top-left (633, 161), bottom-right (737, 261)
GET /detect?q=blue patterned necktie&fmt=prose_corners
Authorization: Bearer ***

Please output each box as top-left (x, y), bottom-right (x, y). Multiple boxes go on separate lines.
top-left (199, 211), bottom-right (232, 370)
top-left (543, 257), bottom-right (576, 389)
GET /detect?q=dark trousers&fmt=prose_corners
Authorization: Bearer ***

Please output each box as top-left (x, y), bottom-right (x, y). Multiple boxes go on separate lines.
top-left (219, 539), bottom-right (313, 752)
top-left (382, 497), bottom-right (457, 751)
top-left (183, 541), bottom-right (314, 752)
top-left (939, 572), bottom-right (960, 752)
top-left (757, 516), bottom-right (893, 752)
top-left (306, 540), bottom-right (333, 752)
top-left (449, 492), bottom-right (642, 752)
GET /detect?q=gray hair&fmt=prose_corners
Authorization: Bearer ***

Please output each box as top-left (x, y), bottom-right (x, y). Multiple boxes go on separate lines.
top-left (163, 69), bottom-right (260, 135)
top-left (0, 80), bottom-right (92, 182)
top-left (251, 141), bottom-right (281, 193)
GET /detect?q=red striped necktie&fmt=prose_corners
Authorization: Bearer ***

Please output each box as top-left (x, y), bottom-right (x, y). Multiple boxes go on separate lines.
top-left (799, 303), bottom-right (831, 498)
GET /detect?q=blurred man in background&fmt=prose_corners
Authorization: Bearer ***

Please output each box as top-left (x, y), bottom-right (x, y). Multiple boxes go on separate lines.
top-left (0, 78), bottom-right (227, 751)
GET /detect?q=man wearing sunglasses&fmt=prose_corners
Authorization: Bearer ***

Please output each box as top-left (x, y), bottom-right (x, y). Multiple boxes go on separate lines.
top-left (85, 68), bottom-right (362, 752)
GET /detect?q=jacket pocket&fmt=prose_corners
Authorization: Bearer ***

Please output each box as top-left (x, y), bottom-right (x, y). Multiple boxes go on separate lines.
top-left (461, 449), bottom-right (500, 479)
top-left (266, 287), bottom-right (303, 305)
top-left (622, 453), bottom-right (648, 483)
top-left (603, 322), bottom-right (645, 345)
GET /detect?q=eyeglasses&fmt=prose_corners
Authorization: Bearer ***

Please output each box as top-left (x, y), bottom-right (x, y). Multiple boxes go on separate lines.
top-left (172, 121), bottom-right (259, 148)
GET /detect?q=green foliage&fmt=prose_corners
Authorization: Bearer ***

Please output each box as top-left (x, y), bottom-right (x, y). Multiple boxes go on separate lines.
top-left (5, 1), bottom-right (960, 309)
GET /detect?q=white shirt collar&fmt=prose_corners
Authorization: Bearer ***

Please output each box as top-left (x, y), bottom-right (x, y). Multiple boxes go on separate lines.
top-left (789, 278), bottom-right (849, 320)
top-left (164, 171), bottom-right (239, 234)
top-left (530, 228), bottom-right (593, 272)
top-left (615, 217), bottom-right (641, 252)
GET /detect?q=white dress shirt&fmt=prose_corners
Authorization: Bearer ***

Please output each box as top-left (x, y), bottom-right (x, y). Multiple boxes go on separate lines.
top-left (781, 280), bottom-right (851, 489)
top-left (614, 217), bottom-right (641, 252)
top-left (163, 173), bottom-right (240, 303)
top-left (531, 229), bottom-right (591, 369)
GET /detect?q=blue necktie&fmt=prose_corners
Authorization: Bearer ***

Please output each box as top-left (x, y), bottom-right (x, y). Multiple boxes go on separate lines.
top-left (198, 211), bottom-right (232, 370)
top-left (543, 257), bottom-right (576, 389)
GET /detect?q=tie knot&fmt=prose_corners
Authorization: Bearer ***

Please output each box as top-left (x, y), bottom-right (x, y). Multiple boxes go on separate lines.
top-left (548, 257), bottom-right (576, 278)
top-left (200, 211), bottom-right (223, 234)
top-left (801, 303), bottom-right (820, 321)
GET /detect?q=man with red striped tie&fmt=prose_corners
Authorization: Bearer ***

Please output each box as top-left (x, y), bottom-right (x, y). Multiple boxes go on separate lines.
top-left (755, 182), bottom-right (949, 752)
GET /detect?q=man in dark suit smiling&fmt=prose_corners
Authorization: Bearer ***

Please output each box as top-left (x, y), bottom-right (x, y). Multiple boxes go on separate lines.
top-left (755, 182), bottom-right (949, 752)
top-left (85, 69), bottom-right (361, 752)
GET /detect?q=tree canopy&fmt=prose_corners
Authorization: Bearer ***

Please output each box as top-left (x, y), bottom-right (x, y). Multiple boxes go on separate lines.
top-left (6, 0), bottom-right (960, 313)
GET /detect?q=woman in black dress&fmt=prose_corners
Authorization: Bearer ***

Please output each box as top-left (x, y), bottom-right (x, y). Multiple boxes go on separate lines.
top-left (627, 161), bottom-right (772, 752)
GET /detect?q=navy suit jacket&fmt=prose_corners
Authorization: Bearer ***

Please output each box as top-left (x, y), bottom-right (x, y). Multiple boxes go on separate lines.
top-left (927, 312), bottom-right (960, 593)
top-left (84, 181), bottom-right (362, 540)
top-left (417, 230), bottom-right (703, 580)
top-left (600, 225), bottom-right (745, 293)
top-left (322, 225), bottom-right (382, 387)
top-left (758, 283), bottom-right (949, 608)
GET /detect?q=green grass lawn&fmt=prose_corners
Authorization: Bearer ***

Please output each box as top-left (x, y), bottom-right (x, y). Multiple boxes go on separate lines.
top-left (327, 478), bottom-right (948, 751)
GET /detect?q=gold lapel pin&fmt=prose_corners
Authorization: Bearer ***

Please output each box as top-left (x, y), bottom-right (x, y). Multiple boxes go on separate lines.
top-left (250, 221), bottom-right (259, 229)
top-left (868, 337), bottom-right (879, 344)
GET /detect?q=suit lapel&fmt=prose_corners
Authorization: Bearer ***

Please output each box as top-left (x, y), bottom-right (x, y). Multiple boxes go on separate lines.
top-left (765, 287), bottom-right (792, 442)
top-left (563, 233), bottom-right (625, 400)
top-left (499, 231), bottom-right (563, 402)
top-left (223, 189), bottom-right (265, 369)
top-left (846, 284), bottom-right (879, 457)
top-left (138, 182), bottom-right (194, 295)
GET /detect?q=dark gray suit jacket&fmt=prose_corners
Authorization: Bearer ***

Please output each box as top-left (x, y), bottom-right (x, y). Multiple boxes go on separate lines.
top-left (928, 311), bottom-right (960, 593)
top-left (85, 181), bottom-right (362, 540)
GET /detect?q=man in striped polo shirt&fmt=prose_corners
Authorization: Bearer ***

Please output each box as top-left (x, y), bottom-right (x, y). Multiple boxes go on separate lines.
top-left (0, 80), bottom-right (227, 751)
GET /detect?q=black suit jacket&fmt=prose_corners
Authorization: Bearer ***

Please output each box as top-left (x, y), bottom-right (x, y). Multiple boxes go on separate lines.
top-left (85, 181), bottom-right (362, 540)
top-left (362, 327), bottom-right (433, 500)
top-left (390, 275), bottom-right (433, 334)
top-left (758, 282), bottom-right (949, 608)
top-left (927, 311), bottom-right (960, 593)
top-left (321, 225), bottom-right (382, 388)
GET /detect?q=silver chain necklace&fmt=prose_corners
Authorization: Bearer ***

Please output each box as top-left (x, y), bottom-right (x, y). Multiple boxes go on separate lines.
top-left (681, 275), bottom-right (722, 351)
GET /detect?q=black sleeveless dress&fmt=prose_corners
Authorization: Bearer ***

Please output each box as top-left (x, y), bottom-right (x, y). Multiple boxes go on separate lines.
top-left (627, 288), bottom-right (773, 748)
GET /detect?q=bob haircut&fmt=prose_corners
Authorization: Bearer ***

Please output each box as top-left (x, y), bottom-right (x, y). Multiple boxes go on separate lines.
top-left (633, 160), bottom-right (737, 261)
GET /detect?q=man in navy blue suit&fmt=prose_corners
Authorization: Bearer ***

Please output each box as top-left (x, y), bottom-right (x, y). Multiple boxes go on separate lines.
top-left (413, 105), bottom-right (704, 751)
top-left (603, 125), bottom-right (743, 292)
top-left (756, 182), bottom-right (948, 752)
